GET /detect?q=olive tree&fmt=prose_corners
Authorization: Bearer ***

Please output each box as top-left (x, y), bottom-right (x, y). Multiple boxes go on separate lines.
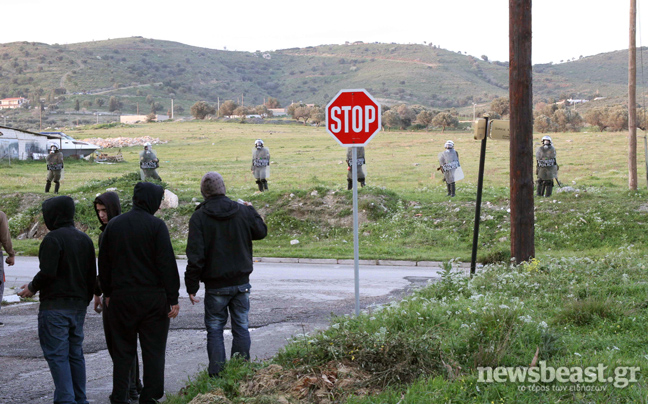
top-left (190, 101), bottom-right (216, 120)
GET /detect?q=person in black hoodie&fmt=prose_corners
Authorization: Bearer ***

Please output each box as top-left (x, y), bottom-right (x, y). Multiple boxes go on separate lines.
top-left (18, 195), bottom-right (96, 404)
top-left (92, 192), bottom-right (143, 402)
top-left (98, 182), bottom-right (180, 404)
top-left (185, 172), bottom-right (267, 377)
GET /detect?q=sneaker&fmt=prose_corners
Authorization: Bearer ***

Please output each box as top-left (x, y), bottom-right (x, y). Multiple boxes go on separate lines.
top-left (0, 322), bottom-right (4, 327)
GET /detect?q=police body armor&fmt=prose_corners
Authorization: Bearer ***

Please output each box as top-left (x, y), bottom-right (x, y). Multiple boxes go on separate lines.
top-left (346, 147), bottom-right (366, 182)
top-left (536, 145), bottom-right (558, 180)
top-left (139, 149), bottom-right (161, 181)
top-left (251, 147), bottom-right (270, 180)
top-left (438, 149), bottom-right (463, 184)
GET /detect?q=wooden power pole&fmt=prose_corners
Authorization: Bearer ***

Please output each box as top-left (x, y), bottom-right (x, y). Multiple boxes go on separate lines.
top-left (629, 0), bottom-right (638, 190)
top-left (509, 0), bottom-right (535, 264)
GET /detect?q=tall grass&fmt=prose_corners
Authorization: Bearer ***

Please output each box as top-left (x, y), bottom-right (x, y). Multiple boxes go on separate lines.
top-left (167, 251), bottom-right (648, 403)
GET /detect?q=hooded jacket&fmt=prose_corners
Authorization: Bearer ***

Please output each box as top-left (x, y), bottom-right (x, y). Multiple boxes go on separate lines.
top-left (28, 196), bottom-right (96, 310)
top-left (185, 195), bottom-right (267, 295)
top-left (94, 191), bottom-right (121, 296)
top-left (98, 182), bottom-right (180, 306)
top-left (94, 191), bottom-right (121, 239)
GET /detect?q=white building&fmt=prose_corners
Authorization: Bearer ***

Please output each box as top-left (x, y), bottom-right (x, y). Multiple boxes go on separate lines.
top-left (0, 126), bottom-right (51, 160)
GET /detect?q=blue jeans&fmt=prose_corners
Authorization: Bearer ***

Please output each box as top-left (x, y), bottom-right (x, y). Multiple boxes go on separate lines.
top-left (204, 284), bottom-right (251, 376)
top-left (38, 309), bottom-right (88, 404)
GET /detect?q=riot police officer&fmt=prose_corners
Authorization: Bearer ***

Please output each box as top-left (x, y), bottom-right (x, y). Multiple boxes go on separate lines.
top-left (251, 139), bottom-right (270, 191)
top-left (438, 140), bottom-right (463, 197)
top-left (139, 142), bottom-right (161, 181)
top-left (536, 135), bottom-right (558, 197)
top-left (45, 141), bottom-right (64, 193)
top-left (346, 147), bottom-right (366, 190)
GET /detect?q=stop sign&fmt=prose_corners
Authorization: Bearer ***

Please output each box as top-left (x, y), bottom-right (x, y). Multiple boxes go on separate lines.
top-left (326, 89), bottom-right (381, 147)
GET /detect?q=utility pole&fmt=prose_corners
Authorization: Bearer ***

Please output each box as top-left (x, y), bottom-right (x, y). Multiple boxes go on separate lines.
top-left (171, 99), bottom-right (174, 119)
top-left (629, 0), bottom-right (638, 190)
top-left (509, 0), bottom-right (535, 264)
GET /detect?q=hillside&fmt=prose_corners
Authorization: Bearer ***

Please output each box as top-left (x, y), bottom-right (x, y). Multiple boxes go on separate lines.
top-left (0, 37), bottom-right (642, 130)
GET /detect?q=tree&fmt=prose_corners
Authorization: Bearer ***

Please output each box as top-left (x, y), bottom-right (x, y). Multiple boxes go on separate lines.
top-left (310, 106), bottom-right (325, 126)
top-left (294, 106), bottom-right (312, 125)
top-left (490, 97), bottom-right (510, 117)
top-left (583, 107), bottom-right (606, 131)
top-left (145, 113), bottom-right (157, 123)
top-left (394, 104), bottom-right (416, 129)
top-left (190, 101), bottom-right (216, 119)
top-left (266, 97), bottom-right (281, 108)
top-left (74, 99), bottom-right (80, 111)
top-left (95, 98), bottom-right (105, 108)
top-left (534, 114), bottom-right (553, 133)
top-left (190, 101), bottom-right (216, 120)
top-left (382, 110), bottom-right (401, 130)
top-left (233, 106), bottom-right (249, 117)
top-left (604, 105), bottom-right (628, 131)
top-left (108, 96), bottom-right (122, 112)
top-left (481, 55), bottom-right (489, 62)
top-left (255, 105), bottom-right (269, 118)
top-left (431, 111), bottom-right (459, 132)
top-left (218, 100), bottom-right (238, 117)
top-left (173, 105), bottom-right (185, 114)
top-left (416, 110), bottom-right (434, 130)
top-left (286, 103), bottom-right (300, 119)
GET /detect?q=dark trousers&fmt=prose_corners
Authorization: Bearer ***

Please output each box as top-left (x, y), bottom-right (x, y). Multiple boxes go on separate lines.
top-left (107, 292), bottom-right (169, 404)
top-left (102, 298), bottom-right (141, 396)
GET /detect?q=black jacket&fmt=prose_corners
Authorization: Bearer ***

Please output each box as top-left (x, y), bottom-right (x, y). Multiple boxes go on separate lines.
top-left (29, 196), bottom-right (96, 310)
top-left (98, 182), bottom-right (180, 306)
top-left (185, 195), bottom-right (267, 294)
top-left (94, 191), bottom-right (121, 296)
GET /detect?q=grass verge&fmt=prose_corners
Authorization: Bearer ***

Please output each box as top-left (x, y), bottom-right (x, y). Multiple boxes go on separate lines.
top-left (165, 250), bottom-right (648, 403)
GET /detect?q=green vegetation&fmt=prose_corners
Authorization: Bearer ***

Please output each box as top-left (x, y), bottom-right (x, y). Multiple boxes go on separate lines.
top-left (166, 252), bottom-right (648, 403)
top-left (1, 121), bottom-right (646, 261)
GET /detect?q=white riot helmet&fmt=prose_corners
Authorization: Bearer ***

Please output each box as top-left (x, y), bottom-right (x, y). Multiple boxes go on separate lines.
top-left (47, 141), bottom-right (59, 152)
top-left (255, 139), bottom-right (264, 148)
top-left (143, 142), bottom-right (151, 151)
top-left (541, 135), bottom-right (552, 145)
top-left (444, 140), bottom-right (454, 149)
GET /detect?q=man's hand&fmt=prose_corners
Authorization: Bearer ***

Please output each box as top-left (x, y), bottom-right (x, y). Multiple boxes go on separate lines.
top-left (17, 284), bottom-right (34, 298)
top-left (104, 297), bottom-right (110, 308)
top-left (168, 304), bottom-right (180, 318)
top-left (93, 295), bottom-right (103, 314)
top-left (189, 294), bottom-right (200, 305)
top-left (5, 255), bottom-right (14, 266)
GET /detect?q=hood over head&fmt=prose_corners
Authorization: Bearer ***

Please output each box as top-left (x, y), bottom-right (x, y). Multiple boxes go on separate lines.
top-left (94, 191), bottom-right (121, 228)
top-left (42, 195), bottom-right (75, 231)
top-left (200, 172), bottom-right (226, 199)
top-left (132, 182), bottom-right (164, 214)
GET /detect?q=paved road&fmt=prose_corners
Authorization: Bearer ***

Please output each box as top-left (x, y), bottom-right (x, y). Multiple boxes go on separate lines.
top-left (0, 258), bottom-right (442, 403)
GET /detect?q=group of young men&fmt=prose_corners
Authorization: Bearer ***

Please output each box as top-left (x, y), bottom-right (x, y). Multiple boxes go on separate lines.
top-left (4, 171), bottom-right (267, 404)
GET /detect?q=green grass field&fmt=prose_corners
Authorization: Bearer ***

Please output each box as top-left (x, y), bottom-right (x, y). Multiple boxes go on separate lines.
top-left (3, 120), bottom-right (648, 403)
top-left (1, 120), bottom-right (647, 261)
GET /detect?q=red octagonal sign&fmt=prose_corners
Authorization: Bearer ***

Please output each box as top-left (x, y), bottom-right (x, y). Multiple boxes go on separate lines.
top-left (326, 89), bottom-right (381, 147)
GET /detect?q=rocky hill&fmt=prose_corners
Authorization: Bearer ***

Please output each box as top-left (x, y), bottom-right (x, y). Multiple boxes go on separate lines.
top-left (0, 37), bottom-right (642, 129)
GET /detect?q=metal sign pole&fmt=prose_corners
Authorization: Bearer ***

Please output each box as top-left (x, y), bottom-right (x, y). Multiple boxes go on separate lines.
top-left (470, 116), bottom-right (489, 275)
top-left (644, 135), bottom-right (648, 189)
top-left (352, 146), bottom-right (360, 316)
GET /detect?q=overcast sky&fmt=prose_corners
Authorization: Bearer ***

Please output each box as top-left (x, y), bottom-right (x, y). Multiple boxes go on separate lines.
top-left (4, 0), bottom-right (646, 64)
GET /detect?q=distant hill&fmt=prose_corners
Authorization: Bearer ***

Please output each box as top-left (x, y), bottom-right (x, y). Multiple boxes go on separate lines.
top-left (0, 37), bottom-right (643, 129)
